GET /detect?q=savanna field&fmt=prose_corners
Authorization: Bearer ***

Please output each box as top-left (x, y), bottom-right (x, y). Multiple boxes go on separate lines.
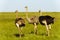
top-left (0, 12), bottom-right (60, 40)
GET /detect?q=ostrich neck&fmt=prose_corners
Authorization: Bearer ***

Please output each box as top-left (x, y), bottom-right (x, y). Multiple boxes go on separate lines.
top-left (26, 10), bottom-right (31, 22)
top-left (16, 12), bottom-right (18, 18)
top-left (38, 10), bottom-right (42, 16)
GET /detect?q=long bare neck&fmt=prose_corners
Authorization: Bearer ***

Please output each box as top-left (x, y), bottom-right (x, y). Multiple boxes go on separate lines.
top-left (25, 7), bottom-right (32, 22)
top-left (39, 10), bottom-right (42, 16)
top-left (25, 7), bottom-right (28, 18)
top-left (15, 10), bottom-right (18, 18)
top-left (40, 11), bottom-right (42, 16)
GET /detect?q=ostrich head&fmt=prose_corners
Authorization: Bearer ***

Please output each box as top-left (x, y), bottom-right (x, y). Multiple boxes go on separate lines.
top-left (15, 10), bottom-right (18, 13)
top-left (25, 6), bottom-right (28, 8)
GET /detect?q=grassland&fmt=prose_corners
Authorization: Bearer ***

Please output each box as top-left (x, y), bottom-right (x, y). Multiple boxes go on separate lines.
top-left (0, 12), bottom-right (60, 40)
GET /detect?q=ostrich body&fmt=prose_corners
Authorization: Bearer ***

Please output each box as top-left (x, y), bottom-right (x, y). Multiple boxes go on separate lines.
top-left (26, 16), bottom-right (39, 24)
top-left (39, 15), bottom-right (54, 36)
top-left (15, 18), bottom-right (25, 28)
top-left (39, 15), bottom-right (54, 25)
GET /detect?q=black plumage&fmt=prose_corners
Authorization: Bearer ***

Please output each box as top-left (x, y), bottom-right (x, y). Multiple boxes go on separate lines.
top-left (39, 15), bottom-right (54, 25)
top-left (15, 18), bottom-right (25, 27)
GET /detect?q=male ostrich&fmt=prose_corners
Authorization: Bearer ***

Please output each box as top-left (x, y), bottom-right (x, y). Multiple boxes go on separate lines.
top-left (39, 11), bottom-right (54, 36)
top-left (15, 10), bottom-right (25, 37)
top-left (25, 6), bottom-right (39, 34)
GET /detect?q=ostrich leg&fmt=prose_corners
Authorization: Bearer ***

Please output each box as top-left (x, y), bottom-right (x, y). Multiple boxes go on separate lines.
top-left (42, 20), bottom-right (49, 36)
top-left (34, 23), bottom-right (37, 34)
top-left (48, 24), bottom-right (51, 30)
top-left (16, 23), bottom-right (23, 37)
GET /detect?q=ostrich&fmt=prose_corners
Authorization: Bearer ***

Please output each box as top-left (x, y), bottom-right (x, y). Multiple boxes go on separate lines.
top-left (25, 6), bottom-right (39, 34)
top-left (15, 10), bottom-right (25, 37)
top-left (39, 11), bottom-right (54, 36)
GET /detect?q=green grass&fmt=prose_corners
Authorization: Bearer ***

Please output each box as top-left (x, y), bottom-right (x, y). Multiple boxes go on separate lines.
top-left (0, 12), bottom-right (60, 40)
